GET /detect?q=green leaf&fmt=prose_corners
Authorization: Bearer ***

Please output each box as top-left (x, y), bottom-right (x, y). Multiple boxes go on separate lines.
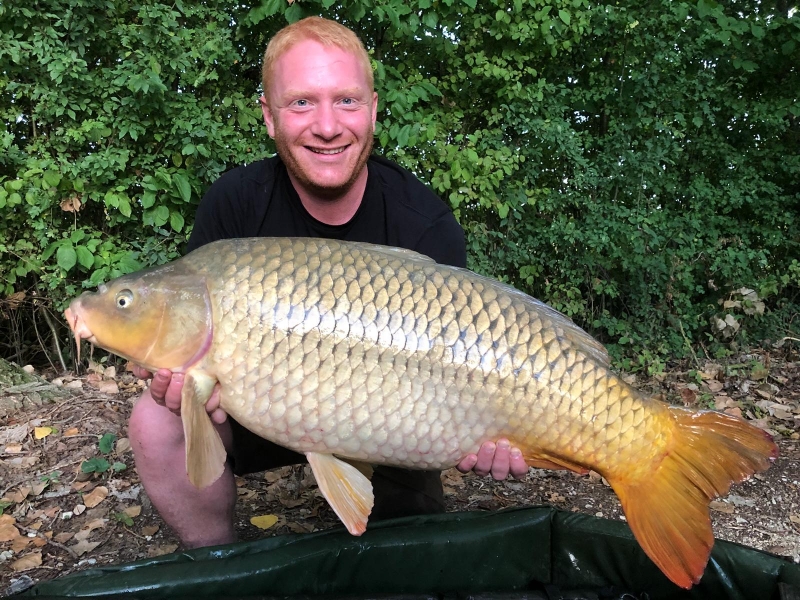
top-left (0, 500), bottom-right (12, 515)
top-left (118, 196), bottom-right (132, 217)
top-left (285, 2), bottom-right (303, 23)
top-left (153, 205), bottom-right (170, 227)
top-left (173, 173), bottom-right (191, 203)
top-left (172, 152), bottom-right (183, 167)
top-left (396, 124), bottom-right (411, 148)
top-left (463, 0), bottom-right (477, 9)
top-left (114, 512), bottom-right (134, 527)
top-left (170, 211), bottom-right (185, 232)
top-left (99, 433), bottom-right (117, 454)
top-left (141, 191), bottom-right (156, 209)
top-left (81, 457), bottom-right (110, 473)
top-left (76, 246), bottom-right (94, 269)
top-left (43, 171), bottom-right (62, 188)
top-left (112, 461), bottom-right (127, 472)
top-left (57, 245), bottom-right (77, 271)
top-left (558, 9), bottom-right (571, 25)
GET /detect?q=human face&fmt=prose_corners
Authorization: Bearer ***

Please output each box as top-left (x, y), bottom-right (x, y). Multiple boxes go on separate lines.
top-left (261, 39), bottom-right (378, 200)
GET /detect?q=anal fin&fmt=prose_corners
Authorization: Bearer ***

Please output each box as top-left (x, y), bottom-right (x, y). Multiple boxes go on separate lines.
top-left (306, 452), bottom-right (374, 536)
top-left (182, 370), bottom-right (226, 489)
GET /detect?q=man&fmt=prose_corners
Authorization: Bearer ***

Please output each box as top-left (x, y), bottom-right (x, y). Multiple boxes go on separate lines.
top-left (129, 16), bottom-right (528, 549)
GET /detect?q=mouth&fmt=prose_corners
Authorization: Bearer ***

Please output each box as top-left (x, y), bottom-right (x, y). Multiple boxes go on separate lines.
top-left (307, 145), bottom-right (348, 156)
top-left (64, 304), bottom-right (96, 362)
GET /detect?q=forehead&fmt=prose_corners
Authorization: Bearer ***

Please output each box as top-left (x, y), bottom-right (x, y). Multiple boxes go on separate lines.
top-left (271, 39), bottom-right (370, 97)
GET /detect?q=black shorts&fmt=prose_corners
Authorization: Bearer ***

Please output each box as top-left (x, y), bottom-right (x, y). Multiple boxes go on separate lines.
top-left (228, 418), bottom-right (445, 521)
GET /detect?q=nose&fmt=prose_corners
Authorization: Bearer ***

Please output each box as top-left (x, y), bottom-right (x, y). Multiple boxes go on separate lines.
top-left (310, 103), bottom-right (343, 140)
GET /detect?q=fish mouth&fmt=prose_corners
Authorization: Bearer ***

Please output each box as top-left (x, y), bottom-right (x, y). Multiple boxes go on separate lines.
top-left (64, 304), bottom-right (96, 363)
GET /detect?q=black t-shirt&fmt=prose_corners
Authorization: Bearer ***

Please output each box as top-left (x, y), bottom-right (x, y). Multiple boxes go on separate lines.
top-left (187, 155), bottom-right (466, 268)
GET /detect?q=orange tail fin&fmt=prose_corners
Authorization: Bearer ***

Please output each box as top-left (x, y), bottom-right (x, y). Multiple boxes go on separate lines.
top-left (607, 408), bottom-right (777, 589)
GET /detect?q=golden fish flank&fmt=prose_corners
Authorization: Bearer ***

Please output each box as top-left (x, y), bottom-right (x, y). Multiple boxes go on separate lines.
top-left (64, 237), bottom-right (777, 590)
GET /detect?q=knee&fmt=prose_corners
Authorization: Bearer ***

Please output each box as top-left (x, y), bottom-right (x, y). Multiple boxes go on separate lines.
top-left (129, 390), bottom-right (185, 460)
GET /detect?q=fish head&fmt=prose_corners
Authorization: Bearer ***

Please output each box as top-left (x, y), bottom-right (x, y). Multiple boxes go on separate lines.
top-left (64, 263), bottom-right (213, 372)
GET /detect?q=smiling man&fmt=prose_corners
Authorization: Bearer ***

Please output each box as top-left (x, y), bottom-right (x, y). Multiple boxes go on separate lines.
top-left (128, 17), bottom-right (528, 549)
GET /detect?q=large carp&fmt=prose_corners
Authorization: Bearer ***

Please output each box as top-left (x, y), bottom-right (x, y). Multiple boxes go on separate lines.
top-left (65, 237), bottom-right (776, 589)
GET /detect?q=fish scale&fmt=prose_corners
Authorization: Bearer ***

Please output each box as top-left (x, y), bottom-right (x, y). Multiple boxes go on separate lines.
top-left (65, 236), bottom-right (778, 588)
top-left (194, 238), bottom-right (659, 473)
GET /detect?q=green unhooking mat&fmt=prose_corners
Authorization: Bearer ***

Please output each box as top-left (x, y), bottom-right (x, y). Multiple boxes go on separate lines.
top-left (16, 507), bottom-right (800, 600)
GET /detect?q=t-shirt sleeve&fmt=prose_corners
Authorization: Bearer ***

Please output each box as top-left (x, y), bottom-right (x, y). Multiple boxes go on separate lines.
top-left (414, 212), bottom-right (467, 269)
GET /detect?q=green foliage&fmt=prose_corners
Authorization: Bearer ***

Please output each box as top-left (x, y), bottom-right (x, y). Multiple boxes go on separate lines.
top-left (80, 432), bottom-right (126, 473)
top-left (114, 511), bottom-right (135, 527)
top-left (98, 433), bottom-right (116, 455)
top-left (1, 0), bottom-right (798, 366)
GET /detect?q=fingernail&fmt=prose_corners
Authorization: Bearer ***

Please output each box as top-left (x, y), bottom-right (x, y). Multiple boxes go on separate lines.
top-left (510, 449), bottom-right (522, 459)
top-left (498, 440), bottom-right (510, 450)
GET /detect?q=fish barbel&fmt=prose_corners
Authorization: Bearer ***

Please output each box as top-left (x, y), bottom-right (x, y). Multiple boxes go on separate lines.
top-left (64, 237), bottom-right (776, 589)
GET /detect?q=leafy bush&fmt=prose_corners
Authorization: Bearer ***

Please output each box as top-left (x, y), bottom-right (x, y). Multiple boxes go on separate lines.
top-left (1, 0), bottom-right (797, 368)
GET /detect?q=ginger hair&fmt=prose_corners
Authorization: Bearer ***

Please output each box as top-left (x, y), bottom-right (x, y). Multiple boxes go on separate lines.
top-left (262, 17), bottom-right (374, 99)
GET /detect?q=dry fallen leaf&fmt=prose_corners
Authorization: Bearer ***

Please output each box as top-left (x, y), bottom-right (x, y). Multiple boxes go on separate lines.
top-left (0, 424), bottom-right (29, 445)
top-left (790, 515), bottom-right (800, 525)
top-left (122, 505), bottom-right (141, 518)
top-left (141, 525), bottom-right (159, 537)
top-left (4, 442), bottom-right (24, 454)
top-left (4, 291), bottom-right (26, 310)
top-left (7, 486), bottom-right (31, 503)
top-left (63, 427), bottom-right (80, 437)
top-left (73, 504), bottom-right (86, 516)
top-left (96, 380), bottom-right (119, 395)
top-left (709, 500), bottom-right (735, 514)
top-left (11, 551), bottom-right (42, 572)
top-left (54, 532), bottom-right (74, 543)
top-left (250, 514), bottom-right (279, 530)
top-left (147, 543), bottom-right (178, 557)
top-left (83, 485), bottom-right (109, 508)
top-left (12, 536), bottom-right (32, 552)
top-left (680, 387), bottom-right (697, 404)
top-left (0, 519), bottom-right (21, 542)
top-left (706, 380), bottom-right (724, 393)
top-left (60, 194), bottom-right (82, 213)
top-left (237, 487), bottom-right (257, 501)
top-left (116, 437), bottom-right (131, 454)
top-left (286, 522), bottom-right (314, 534)
top-left (30, 481), bottom-right (48, 496)
top-left (34, 427), bottom-right (54, 440)
top-left (71, 539), bottom-right (101, 556)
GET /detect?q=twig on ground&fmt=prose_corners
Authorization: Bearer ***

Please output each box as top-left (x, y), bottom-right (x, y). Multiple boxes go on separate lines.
top-left (679, 321), bottom-right (700, 368)
top-left (40, 306), bottom-right (68, 373)
top-left (18, 525), bottom-right (79, 560)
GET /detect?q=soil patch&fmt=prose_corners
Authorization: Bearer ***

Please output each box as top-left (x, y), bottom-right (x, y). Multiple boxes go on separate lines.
top-left (2, 354), bottom-right (799, 595)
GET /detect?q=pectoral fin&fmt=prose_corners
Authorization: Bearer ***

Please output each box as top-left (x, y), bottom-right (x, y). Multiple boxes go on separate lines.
top-left (181, 370), bottom-right (226, 489)
top-left (306, 452), bottom-right (374, 536)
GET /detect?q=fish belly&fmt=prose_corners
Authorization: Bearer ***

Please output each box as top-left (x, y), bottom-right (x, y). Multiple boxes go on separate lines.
top-left (201, 238), bottom-right (665, 473)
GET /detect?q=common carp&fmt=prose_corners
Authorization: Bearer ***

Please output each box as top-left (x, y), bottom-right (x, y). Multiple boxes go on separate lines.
top-left (64, 237), bottom-right (776, 589)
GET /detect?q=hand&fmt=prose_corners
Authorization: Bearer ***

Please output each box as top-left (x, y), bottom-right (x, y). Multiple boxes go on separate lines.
top-left (131, 364), bottom-right (227, 424)
top-left (456, 439), bottom-right (528, 480)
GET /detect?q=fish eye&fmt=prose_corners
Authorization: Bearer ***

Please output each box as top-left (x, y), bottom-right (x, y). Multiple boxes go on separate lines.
top-left (115, 289), bottom-right (134, 309)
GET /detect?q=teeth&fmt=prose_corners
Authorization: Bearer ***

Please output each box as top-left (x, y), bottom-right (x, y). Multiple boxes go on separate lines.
top-left (311, 147), bottom-right (345, 155)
